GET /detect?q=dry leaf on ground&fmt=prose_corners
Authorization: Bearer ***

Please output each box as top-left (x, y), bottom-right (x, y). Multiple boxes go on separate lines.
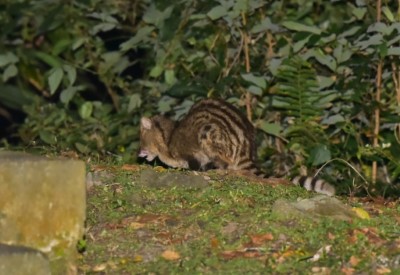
top-left (121, 164), bottom-right (141, 171)
top-left (248, 233), bottom-right (274, 246)
top-left (349, 255), bottom-right (360, 267)
top-left (161, 250), bottom-right (180, 261)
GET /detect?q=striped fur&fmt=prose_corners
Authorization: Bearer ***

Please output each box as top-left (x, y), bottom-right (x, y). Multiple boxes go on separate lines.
top-left (139, 98), bottom-right (335, 196)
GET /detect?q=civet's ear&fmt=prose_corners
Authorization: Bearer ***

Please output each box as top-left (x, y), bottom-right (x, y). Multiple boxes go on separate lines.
top-left (140, 117), bottom-right (152, 130)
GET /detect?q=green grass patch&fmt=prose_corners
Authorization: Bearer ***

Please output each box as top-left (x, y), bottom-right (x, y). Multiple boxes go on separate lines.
top-left (79, 165), bottom-right (400, 274)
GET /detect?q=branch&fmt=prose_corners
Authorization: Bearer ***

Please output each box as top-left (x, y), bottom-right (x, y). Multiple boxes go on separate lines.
top-left (372, 0), bottom-right (383, 184)
top-left (241, 27), bottom-right (252, 122)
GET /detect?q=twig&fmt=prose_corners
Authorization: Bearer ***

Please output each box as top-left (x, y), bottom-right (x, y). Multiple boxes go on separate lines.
top-left (372, 0), bottom-right (382, 184)
top-left (241, 29), bottom-right (252, 121)
top-left (224, 34), bottom-right (244, 77)
top-left (390, 59), bottom-right (400, 143)
top-left (314, 158), bottom-right (369, 185)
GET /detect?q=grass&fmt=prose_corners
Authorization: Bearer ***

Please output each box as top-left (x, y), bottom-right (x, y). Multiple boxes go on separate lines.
top-left (78, 164), bottom-right (400, 274)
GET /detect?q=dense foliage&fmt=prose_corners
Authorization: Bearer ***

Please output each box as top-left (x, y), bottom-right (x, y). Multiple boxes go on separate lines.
top-left (0, 0), bottom-right (399, 196)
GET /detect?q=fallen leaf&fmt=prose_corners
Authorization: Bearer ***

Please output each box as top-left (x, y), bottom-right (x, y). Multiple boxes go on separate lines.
top-left (220, 250), bottom-right (240, 260)
top-left (347, 232), bottom-right (358, 244)
top-left (132, 255), bottom-right (143, 263)
top-left (129, 222), bottom-right (145, 229)
top-left (161, 250), bottom-right (180, 261)
top-left (220, 249), bottom-right (263, 260)
top-left (341, 267), bottom-right (355, 275)
top-left (119, 258), bottom-right (128, 264)
top-left (91, 165), bottom-right (110, 172)
top-left (354, 227), bottom-right (385, 246)
top-left (104, 222), bottom-right (123, 229)
top-left (280, 248), bottom-right (305, 259)
top-left (327, 232), bottom-right (336, 240)
top-left (154, 166), bottom-right (167, 172)
top-left (352, 207), bottom-right (370, 220)
top-left (349, 255), bottom-right (360, 267)
top-left (92, 263), bottom-right (107, 272)
top-left (249, 233), bottom-right (274, 246)
top-left (121, 164), bottom-right (140, 171)
top-left (210, 237), bottom-right (220, 249)
top-left (376, 266), bottom-right (391, 274)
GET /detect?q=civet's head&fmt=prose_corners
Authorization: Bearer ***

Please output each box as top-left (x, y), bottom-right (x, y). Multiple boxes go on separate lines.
top-left (139, 115), bottom-right (174, 162)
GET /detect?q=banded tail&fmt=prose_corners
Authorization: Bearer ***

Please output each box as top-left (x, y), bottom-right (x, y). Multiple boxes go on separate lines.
top-left (292, 176), bottom-right (335, 196)
top-left (243, 164), bottom-right (336, 196)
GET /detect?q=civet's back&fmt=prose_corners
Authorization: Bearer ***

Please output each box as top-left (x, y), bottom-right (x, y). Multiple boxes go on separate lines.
top-left (139, 98), bottom-right (335, 196)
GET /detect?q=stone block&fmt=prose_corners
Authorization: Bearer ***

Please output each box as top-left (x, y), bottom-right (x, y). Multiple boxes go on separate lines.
top-left (272, 195), bottom-right (357, 221)
top-left (0, 151), bottom-right (86, 272)
top-left (0, 243), bottom-right (50, 275)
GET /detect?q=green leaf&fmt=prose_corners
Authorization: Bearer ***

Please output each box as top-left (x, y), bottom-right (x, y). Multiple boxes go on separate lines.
top-left (79, 102), bottom-right (93, 119)
top-left (2, 64), bottom-right (18, 82)
top-left (339, 26), bottom-right (361, 38)
top-left (91, 22), bottom-right (117, 35)
top-left (75, 142), bottom-right (90, 154)
top-left (52, 39), bottom-right (72, 56)
top-left (60, 86), bottom-right (81, 104)
top-left (72, 38), bottom-right (86, 51)
top-left (247, 85), bottom-right (263, 96)
top-left (312, 50), bottom-right (337, 71)
top-left (322, 114), bottom-right (345, 125)
top-left (387, 47), bottom-right (400, 56)
top-left (128, 94), bottom-right (142, 112)
top-left (367, 22), bottom-right (392, 35)
top-left (355, 34), bottom-right (383, 50)
top-left (282, 21), bottom-right (321, 35)
top-left (241, 73), bottom-right (266, 89)
top-left (120, 26), bottom-right (155, 51)
top-left (382, 7), bottom-right (395, 22)
top-left (34, 51), bottom-right (62, 68)
top-left (352, 7), bottom-right (366, 20)
top-left (63, 65), bottom-right (77, 86)
top-left (149, 65), bottom-right (163, 78)
top-left (269, 58), bottom-right (282, 76)
top-left (48, 67), bottom-right (64, 95)
top-left (0, 52), bottom-right (19, 67)
top-left (309, 144), bottom-right (331, 166)
top-left (317, 76), bottom-right (335, 89)
top-left (157, 96), bottom-right (176, 113)
top-left (258, 122), bottom-right (282, 137)
top-left (164, 69), bottom-right (177, 86)
top-left (207, 5), bottom-right (228, 20)
top-left (251, 17), bottom-right (280, 33)
top-left (293, 36), bottom-right (311, 53)
top-left (39, 130), bottom-right (57, 145)
top-left (0, 84), bottom-right (33, 110)
top-left (143, 5), bottom-right (173, 27)
top-left (333, 44), bottom-right (353, 63)
top-left (166, 84), bottom-right (206, 98)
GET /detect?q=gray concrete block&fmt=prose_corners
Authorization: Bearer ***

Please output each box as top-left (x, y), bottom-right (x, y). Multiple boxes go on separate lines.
top-left (0, 243), bottom-right (50, 275)
top-left (0, 151), bottom-right (86, 271)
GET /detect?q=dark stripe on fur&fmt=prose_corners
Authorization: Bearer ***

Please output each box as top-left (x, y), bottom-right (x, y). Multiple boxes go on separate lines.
top-left (153, 118), bottom-right (168, 143)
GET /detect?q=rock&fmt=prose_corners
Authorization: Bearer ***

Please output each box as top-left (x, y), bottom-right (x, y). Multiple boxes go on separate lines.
top-left (0, 151), bottom-right (86, 273)
top-left (272, 195), bottom-right (357, 221)
top-left (139, 169), bottom-right (209, 188)
top-left (0, 244), bottom-right (51, 275)
top-left (86, 170), bottom-right (113, 191)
